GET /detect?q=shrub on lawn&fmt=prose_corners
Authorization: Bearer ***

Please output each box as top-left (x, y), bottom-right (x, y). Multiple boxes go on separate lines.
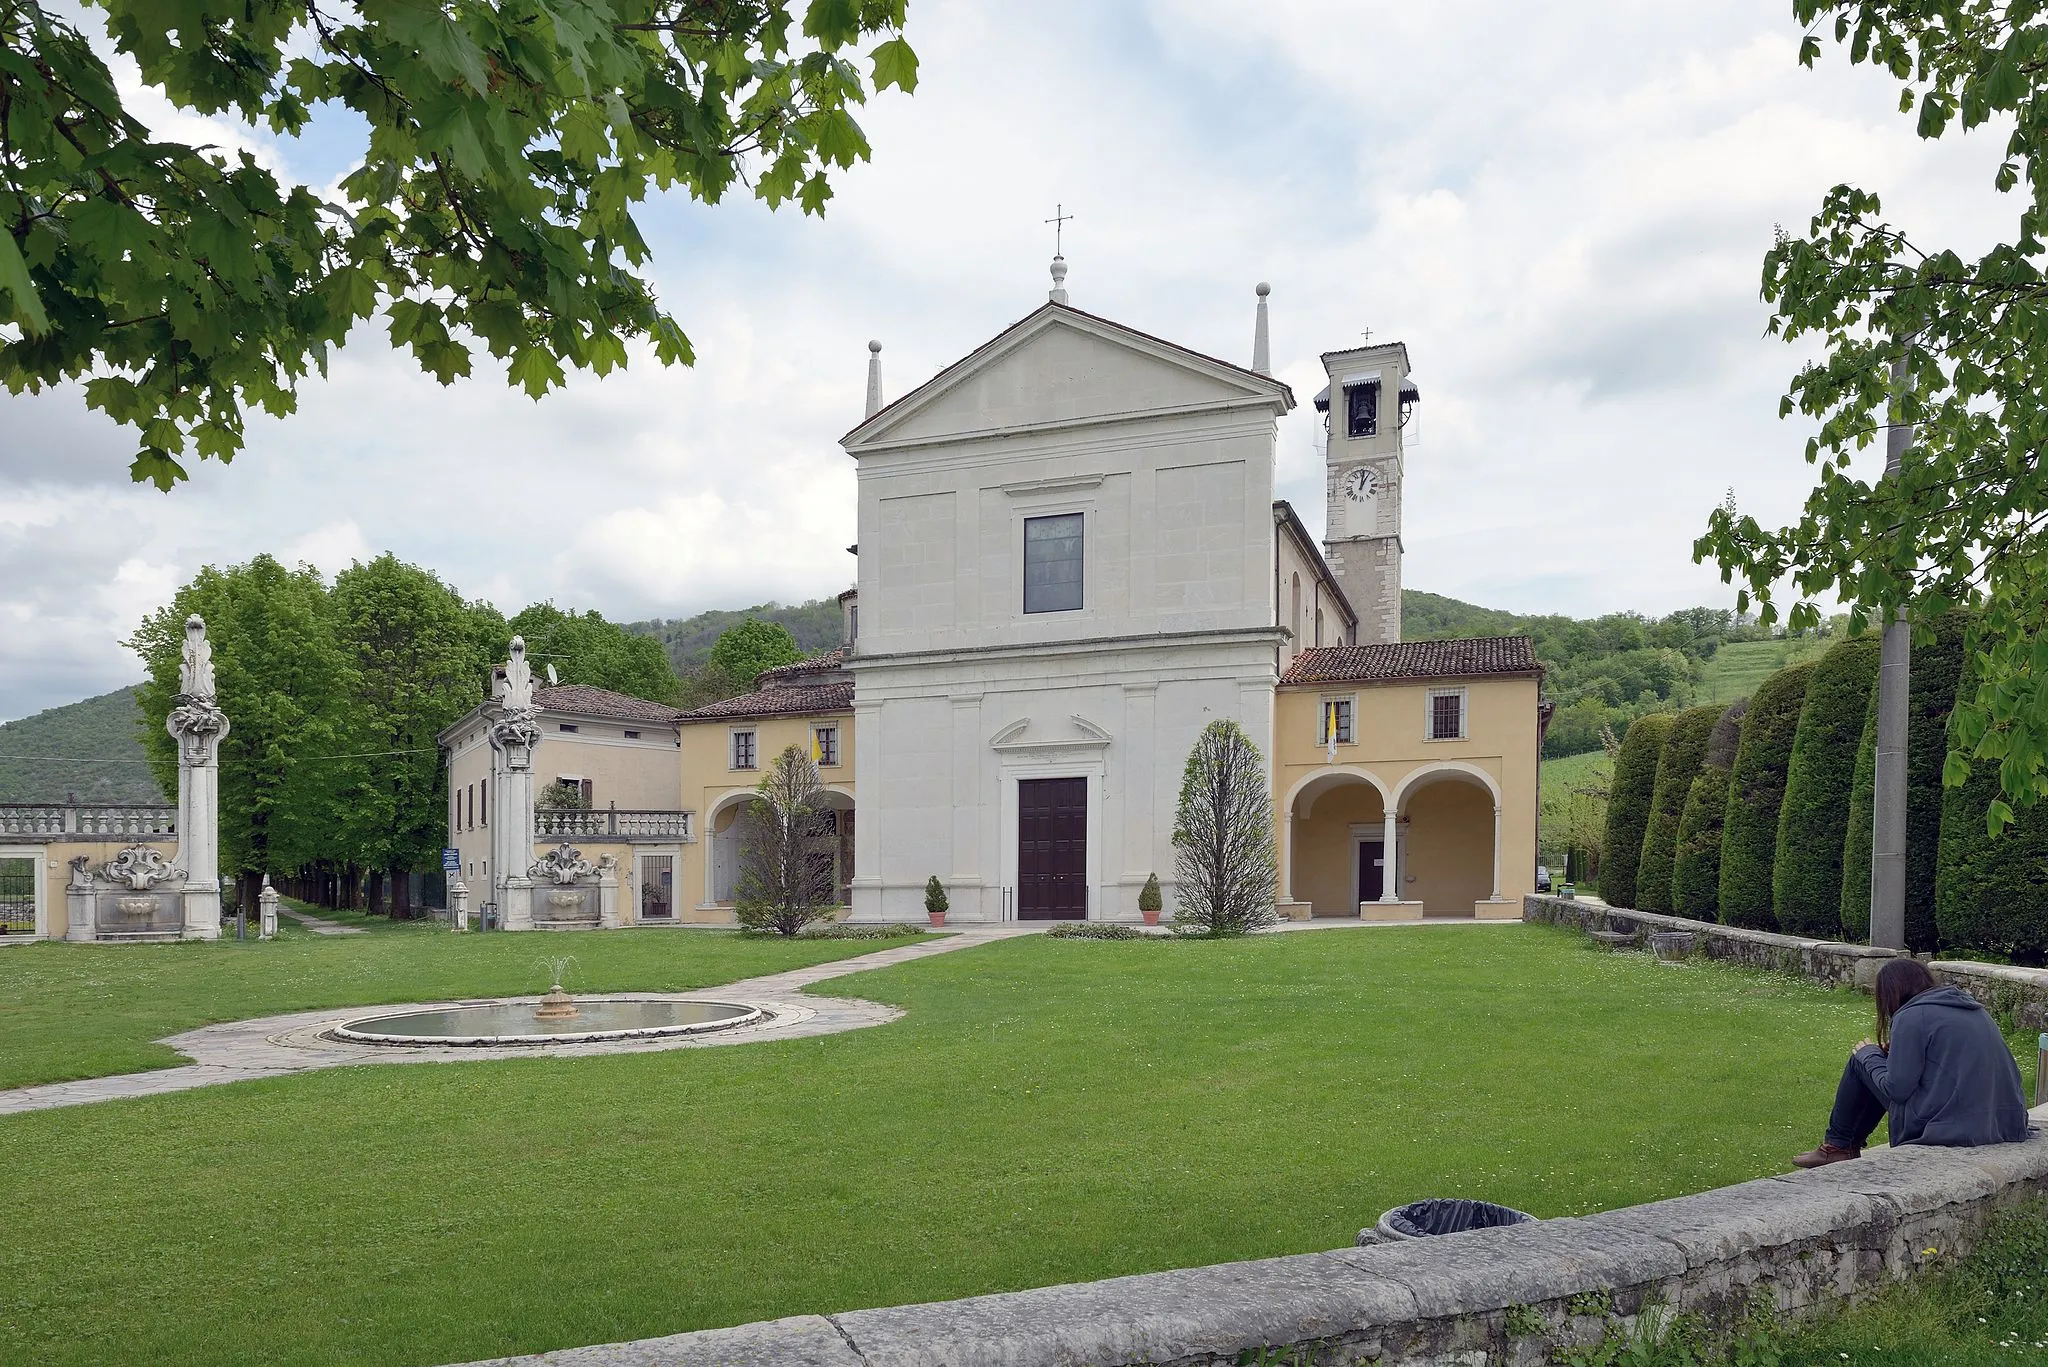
top-left (1171, 719), bottom-right (1278, 935)
top-left (1936, 649), bottom-right (2048, 964)
top-left (733, 746), bottom-right (838, 936)
top-left (1635, 704), bottom-right (1724, 913)
top-left (1671, 698), bottom-right (1748, 920)
top-left (1840, 611), bottom-right (1967, 949)
top-left (1045, 922), bottom-right (1150, 940)
top-left (1774, 636), bottom-right (1881, 937)
top-left (1597, 712), bottom-right (1673, 909)
top-left (796, 923), bottom-right (924, 941)
top-left (1719, 660), bottom-right (1817, 929)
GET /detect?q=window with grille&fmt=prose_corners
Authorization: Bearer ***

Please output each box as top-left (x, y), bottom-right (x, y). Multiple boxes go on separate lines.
top-left (1428, 689), bottom-right (1466, 741)
top-left (0, 857), bottom-right (34, 932)
top-left (1321, 697), bottom-right (1354, 745)
top-left (731, 730), bottom-right (757, 769)
top-left (1023, 513), bottom-right (1084, 613)
top-left (815, 725), bottom-right (839, 766)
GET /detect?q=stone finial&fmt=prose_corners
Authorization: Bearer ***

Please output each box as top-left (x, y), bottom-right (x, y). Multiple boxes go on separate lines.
top-left (504, 635), bottom-right (534, 711)
top-left (1049, 255), bottom-right (1069, 305)
top-left (179, 614), bottom-right (216, 698)
top-left (1252, 282), bottom-right (1272, 376)
top-left (865, 340), bottom-right (883, 419)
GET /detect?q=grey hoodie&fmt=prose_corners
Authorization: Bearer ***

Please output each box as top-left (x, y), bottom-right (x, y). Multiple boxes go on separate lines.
top-left (1854, 985), bottom-right (2033, 1148)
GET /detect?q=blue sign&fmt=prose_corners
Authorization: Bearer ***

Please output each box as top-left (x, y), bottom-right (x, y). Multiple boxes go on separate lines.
top-left (441, 848), bottom-right (461, 874)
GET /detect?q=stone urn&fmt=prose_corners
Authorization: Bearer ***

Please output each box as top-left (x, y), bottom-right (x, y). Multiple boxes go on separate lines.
top-left (1649, 931), bottom-right (1696, 963)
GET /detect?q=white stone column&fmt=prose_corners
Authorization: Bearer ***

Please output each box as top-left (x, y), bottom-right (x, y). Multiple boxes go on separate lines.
top-left (167, 615), bottom-right (228, 942)
top-left (486, 637), bottom-right (542, 931)
top-left (258, 875), bottom-right (279, 940)
top-left (66, 857), bottom-right (96, 942)
top-left (1491, 805), bottom-right (1503, 901)
top-left (1379, 811), bottom-right (1399, 902)
top-left (597, 856), bottom-right (621, 929)
top-left (450, 879), bottom-right (470, 932)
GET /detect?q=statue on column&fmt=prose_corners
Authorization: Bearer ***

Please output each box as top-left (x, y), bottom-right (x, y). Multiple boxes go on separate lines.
top-left (179, 613), bottom-right (216, 698)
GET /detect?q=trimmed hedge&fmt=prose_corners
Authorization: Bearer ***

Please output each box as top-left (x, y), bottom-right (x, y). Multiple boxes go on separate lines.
top-left (1935, 649), bottom-right (2048, 964)
top-left (1773, 636), bottom-right (1881, 937)
top-left (1672, 698), bottom-right (1748, 920)
top-left (1599, 711), bottom-right (1674, 910)
top-left (1719, 660), bottom-right (1818, 929)
top-left (1635, 704), bottom-right (1723, 913)
top-left (1840, 612), bottom-right (1968, 950)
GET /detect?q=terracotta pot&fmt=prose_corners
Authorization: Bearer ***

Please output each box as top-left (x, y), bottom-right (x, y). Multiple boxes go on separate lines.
top-left (928, 911), bottom-right (946, 928)
top-left (1141, 910), bottom-right (1161, 926)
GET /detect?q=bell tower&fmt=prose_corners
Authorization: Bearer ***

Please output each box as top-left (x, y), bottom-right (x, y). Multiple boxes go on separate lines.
top-left (1320, 340), bottom-right (1415, 647)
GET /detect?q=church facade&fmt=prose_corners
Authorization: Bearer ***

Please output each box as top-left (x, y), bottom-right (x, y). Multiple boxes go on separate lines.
top-left (439, 265), bottom-right (1545, 928)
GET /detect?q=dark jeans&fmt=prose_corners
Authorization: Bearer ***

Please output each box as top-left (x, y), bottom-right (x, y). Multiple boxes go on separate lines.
top-left (1825, 1051), bottom-right (1888, 1150)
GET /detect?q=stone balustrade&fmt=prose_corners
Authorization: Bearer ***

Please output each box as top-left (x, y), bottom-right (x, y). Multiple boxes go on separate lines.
top-left (533, 808), bottom-right (693, 842)
top-left (0, 803), bottom-right (177, 840)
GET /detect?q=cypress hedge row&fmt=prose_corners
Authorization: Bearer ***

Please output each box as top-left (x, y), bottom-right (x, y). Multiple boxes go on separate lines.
top-left (1634, 703), bottom-right (1724, 913)
top-left (1672, 698), bottom-right (1748, 920)
top-left (1935, 650), bottom-right (2048, 962)
top-left (1838, 611), bottom-right (1965, 949)
top-left (1600, 711), bottom-right (1673, 911)
top-left (1718, 661), bottom-right (1817, 929)
top-left (1773, 636), bottom-right (1881, 937)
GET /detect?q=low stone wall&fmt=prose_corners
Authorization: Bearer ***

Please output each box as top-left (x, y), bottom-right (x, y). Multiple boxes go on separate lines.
top-left (1524, 894), bottom-right (2048, 1031)
top-left (453, 1108), bottom-right (2048, 1367)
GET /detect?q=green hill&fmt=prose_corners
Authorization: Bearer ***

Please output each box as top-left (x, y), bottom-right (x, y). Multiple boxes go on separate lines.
top-left (624, 599), bottom-right (844, 677)
top-left (1697, 637), bottom-right (1829, 706)
top-left (0, 687), bottom-right (166, 804)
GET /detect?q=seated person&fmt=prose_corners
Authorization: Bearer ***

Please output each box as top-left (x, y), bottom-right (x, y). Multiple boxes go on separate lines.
top-left (1796, 958), bottom-right (2032, 1168)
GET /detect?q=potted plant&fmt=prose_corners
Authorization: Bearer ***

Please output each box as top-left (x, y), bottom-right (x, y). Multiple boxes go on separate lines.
top-left (924, 875), bottom-right (948, 928)
top-left (1138, 872), bottom-right (1163, 927)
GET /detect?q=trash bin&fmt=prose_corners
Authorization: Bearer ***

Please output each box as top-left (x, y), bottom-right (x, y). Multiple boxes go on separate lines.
top-left (1357, 1199), bottom-right (1535, 1246)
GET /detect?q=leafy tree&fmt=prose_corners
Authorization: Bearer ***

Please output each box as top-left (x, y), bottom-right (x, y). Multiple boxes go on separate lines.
top-left (509, 602), bottom-right (680, 705)
top-left (1672, 699), bottom-right (1749, 921)
top-left (0, 1), bottom-right (917, 487)
top-left (1842, 611), bottom-right (1969, 948)
top-left (129, 555), bottom-right (347, 907)
top-left (1773, 636), bottom-right (1881, 937)
top-left (327, 554), bottom-right (494, 913)
top-left (734, 744), bottom-right (835, 936)
top-left (1719, 661), bottom-right (1818, 929)
top-left (1597, 712), bottom-right (1672, 910)
top-left (708, 617), bottom-right (802, 690)
top-left (1170, 719), bottom-right (1277, 936)
top-left (538, 778), bottom-right (588, 810)
top-left (1936, 649), bottom-right (2048, 963)
top-left (1696, 2), bottom-right (2048, 832)
top-left (1635, 704), bottom-right (1724, 913)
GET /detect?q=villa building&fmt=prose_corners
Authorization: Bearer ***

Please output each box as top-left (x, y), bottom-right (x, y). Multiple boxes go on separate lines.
top-left (433, 261), bottom-right (1545, 931)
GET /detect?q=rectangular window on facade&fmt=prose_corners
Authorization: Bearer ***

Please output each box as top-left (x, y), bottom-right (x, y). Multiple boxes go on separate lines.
top-left (558, 723), bottom-right (578, 733)
top-left (481, 777), bottom-right (488, 826)
top-left (1345, 381), bottom-right (1379, 438)
top-left (1428, 689), bottom-right (1466, 741)
top-left (815, 725), bottom-right (839, 767)
top-left (731, 729), bottom-right (757, 770)
top-left (1023, 512), bottom-right (1084, 614)
top-left (623, 729), bottom-right (640, 740)
top-left (1321, 697), bottom-right (1355, 745)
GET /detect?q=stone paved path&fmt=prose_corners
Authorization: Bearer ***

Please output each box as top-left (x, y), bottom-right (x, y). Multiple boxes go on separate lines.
top-left (0, 925), bottom-right (1043, 1118)
top-left (276, 906), bottom-right (367, 935)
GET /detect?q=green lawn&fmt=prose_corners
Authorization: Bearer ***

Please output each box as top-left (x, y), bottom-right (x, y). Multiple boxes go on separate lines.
top-left (0, 922), bottom-right (927, 1090)
top-left (1699, 637), bottom-right (1829, 706)
top-left (0, 925), bottom-right (1969, 1367)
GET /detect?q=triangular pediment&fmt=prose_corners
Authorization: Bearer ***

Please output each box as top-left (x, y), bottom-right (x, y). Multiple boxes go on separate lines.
top-left (845, 304), bottom-right (1292, 452)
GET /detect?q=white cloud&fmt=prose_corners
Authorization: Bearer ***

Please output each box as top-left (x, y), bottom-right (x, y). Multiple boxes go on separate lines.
top-left (0, 0), bottom-right (2025, 718)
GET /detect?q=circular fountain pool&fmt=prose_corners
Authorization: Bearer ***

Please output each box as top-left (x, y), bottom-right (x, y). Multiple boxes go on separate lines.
top-left (331, 998), bottom-right (764, 1047)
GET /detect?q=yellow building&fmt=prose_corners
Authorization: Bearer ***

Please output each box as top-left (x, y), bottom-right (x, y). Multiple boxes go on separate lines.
top-left (674, 650), bottom-right (855, 923)
top-left (1274, 638), bottom-right (1546, 920)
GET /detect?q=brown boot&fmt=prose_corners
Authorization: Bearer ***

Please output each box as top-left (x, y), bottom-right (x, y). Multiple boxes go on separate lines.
top-left (1792, 1143), bottom-right (1861, 1169)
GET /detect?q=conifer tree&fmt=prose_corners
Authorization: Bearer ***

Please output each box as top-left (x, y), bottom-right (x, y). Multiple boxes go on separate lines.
top-left (1636, 704), bottom-right (1724, 913)
top-left (1719, 660), bottom-right (1818, 930)
top-left (1773, 637), bottom-right (1881, 937)
top-left (1598, 712), bottom-right (1673, 909)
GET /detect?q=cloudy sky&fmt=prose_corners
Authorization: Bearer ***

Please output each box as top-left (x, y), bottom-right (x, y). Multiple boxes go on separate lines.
top-left (0, 1), bottom-right (2020, 723)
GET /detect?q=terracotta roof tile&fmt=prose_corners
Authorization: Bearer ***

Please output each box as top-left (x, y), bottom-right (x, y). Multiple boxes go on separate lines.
top-left (533, 685), bottom-right (683, 726)
top-left (1281, 636), bottom-right (1541, 686)
top-left (755, 647), bottom-right (850, 686)
top-left (677, 681), bottom-right (855, 722)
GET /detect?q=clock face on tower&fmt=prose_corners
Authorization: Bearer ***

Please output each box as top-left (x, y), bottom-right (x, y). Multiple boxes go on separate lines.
top-left (1342, 467), bottom-right (1380, 503)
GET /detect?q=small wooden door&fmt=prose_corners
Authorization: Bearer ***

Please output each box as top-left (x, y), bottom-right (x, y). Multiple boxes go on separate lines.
top-left (1357, 841), bottom-right (1385, 905)
top-left (1018, 777), bottom-right (1088, 920)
